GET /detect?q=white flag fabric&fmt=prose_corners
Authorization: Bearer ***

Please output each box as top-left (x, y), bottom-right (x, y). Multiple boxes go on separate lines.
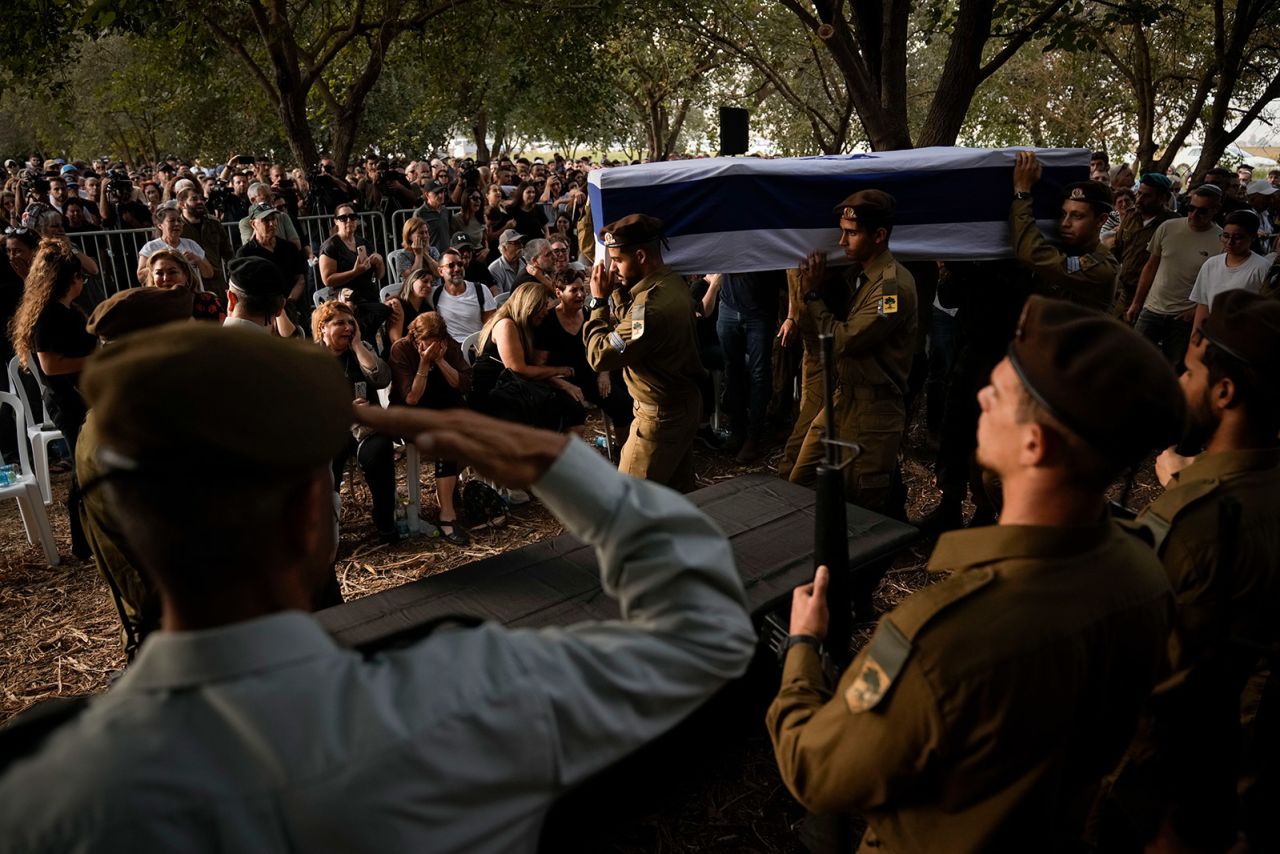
top-left (586, 147), bottom-right (1089, 273)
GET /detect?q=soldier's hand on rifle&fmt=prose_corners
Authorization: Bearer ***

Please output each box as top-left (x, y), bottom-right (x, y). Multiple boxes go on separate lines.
top-left (789, 565), bottom-right (830, 639)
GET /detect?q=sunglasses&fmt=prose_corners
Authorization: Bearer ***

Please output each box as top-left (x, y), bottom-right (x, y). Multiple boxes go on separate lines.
top-left (4, 226), bottom-right (31, 235)
top-left (334, 214), bottom-right (357, 222)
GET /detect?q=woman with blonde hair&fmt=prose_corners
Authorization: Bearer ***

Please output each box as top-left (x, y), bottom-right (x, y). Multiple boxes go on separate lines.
top-left (470, 281), bottom-right (584, 433)
top-left (388, 311), bottom-right (472, 544)
top-left (10, 238), bottom-right (97, 557)
top-left (146, 248), bottom-right (224, 322)
top-left (386, 216), bottom-right (439, 284)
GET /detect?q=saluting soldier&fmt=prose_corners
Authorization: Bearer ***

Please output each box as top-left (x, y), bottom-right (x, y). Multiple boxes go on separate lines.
top-left (768, 296), bottom-right (1185, 851)
top-left (1104, 289), bottom-right (1280, 851)
top-left (584, 214), bottom-right (705, 492)
top-left (785, 190), bottom-right (917, 518)
top-left (1011, 150), bottom-right (1118, 312)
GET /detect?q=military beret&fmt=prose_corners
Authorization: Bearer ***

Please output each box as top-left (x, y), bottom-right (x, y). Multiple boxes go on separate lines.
top-left (1138, 172), bottom-right (1173, 193)
top-left (1063, 181), bottom-right (1114, 211)
top-left (81, 324), bottom-right (352, 473)
top-left (1008, 296), bottom-right (1184, 464)
top-left (1201, 289), bottom-right (1280, 374)
top-left (86, 287), bottom-right (193, 341)
top-left (600, 213), bottom-right (664, 249)
top-left (227, 256), bottom-right (287, 298)
top-left (832, 189), bottom-right (895, 224)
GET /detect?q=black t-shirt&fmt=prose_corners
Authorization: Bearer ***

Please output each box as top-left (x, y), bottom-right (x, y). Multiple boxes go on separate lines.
top-left (542, 308), bottom-right (592, 385)
top-left (236, 238), bottom-right (307, 290)
top-left (34, 301), bottom-right (96, 359)
top-left (511, 205), bottom-right (548, 242)
top-left (320, 236), bottom-right (378, 302)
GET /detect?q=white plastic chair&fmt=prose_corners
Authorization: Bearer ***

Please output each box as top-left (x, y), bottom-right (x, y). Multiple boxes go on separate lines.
top-left (460, 330), bottom-right (482, 365)
top-left (0, 391), bottom-right (61, 566)
top-left (402, 444), bottom-right (431, 535)
top-left (313, 287), bottom-right (335, 308)
top-left (7, 356), bottom-right (64, 506)
top-left (379, 282), bottom-right (401, 303)
top-left (494, 290), bottom-right (512, 307)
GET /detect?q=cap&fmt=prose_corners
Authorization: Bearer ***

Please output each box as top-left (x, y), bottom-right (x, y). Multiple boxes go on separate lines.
top-left (450, 232), bottom-right (476, 250)
top-left (81, 323), bottom-right (352, 473)
top-left (227, 256), bottom-right (288, 298)
top-left (248, 202), bottom-right (279, 221)
top-left (1008, 295), bottom-right (1184, 465)
top-left (499, 228), bottom-right (524, 246)
top-left (1201, 289), bottom-right (1280, 373)
top-left (60, 164), bottom-right (78, 175)
top-left (425, 181), bottom-right (446, 194)
top-left (4, 159), bottom-right (16, 168)
top-left (1245, 179), bottom-right (1278, 197)
top-left (599, 213), bottom-right (664, 248)
top-left (1192, 183), bottom-right (1224, 198)
top-left (832, 189), bottom-right (896, 226)
top-left (1138, 172), bottom-right (1173, 193)
top-left (86, 287), bottom-right (193, 341)
top-left (172, 178), bottom-right (196, 196)
top-left (1063, 181), bottom-right (1114, 211)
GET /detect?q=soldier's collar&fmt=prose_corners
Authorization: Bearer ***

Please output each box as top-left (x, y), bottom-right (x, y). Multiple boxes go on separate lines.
top-left (1169, 446), bottom-right (1280, 487)
top-left (928, 519), bottom-right (1112, 573)
top-left (858, 249), bottom-right (894, 282)
top-left (628, 264), bottom-right (676, 298)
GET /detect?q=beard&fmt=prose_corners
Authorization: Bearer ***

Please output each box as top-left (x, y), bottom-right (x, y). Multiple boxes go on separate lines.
top-left (1178, 386), bottom-right (1219, 455)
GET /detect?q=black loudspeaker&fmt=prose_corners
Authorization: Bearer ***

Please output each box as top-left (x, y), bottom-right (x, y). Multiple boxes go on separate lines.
top-left (719, 106), bottom-right (749, 156)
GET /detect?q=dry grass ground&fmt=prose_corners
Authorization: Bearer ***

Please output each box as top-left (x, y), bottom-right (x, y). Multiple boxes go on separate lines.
top-left (0, 407), bottom-right (1164, 850)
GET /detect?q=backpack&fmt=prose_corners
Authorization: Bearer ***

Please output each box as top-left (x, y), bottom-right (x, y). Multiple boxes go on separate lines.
top-left (460, 478), bottom-right (509, 528)
top-left (433, 280), bottom-right (489, 325)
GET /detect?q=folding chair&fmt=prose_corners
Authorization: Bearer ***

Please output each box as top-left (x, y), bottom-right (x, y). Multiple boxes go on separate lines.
top-left (7, 356), bottom-right (64, 506)
top-left (0, 391), bottom-right (60, 565)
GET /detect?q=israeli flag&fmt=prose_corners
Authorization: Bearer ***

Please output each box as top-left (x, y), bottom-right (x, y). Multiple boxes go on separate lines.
top-left (587, 147), bottom-right (1089, 273)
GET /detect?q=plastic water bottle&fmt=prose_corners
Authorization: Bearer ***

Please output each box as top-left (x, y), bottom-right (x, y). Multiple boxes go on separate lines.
top-left (0, 465), bottom-right (16, 486)
top-left (593, 436), bottom-right (608, 449)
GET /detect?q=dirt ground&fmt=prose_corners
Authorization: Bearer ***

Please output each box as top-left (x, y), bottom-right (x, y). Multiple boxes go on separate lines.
top-left (0, 407), bottom-right (1163, 851)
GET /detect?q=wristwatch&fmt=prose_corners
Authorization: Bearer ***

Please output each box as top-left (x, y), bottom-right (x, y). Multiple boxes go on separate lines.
top-left (587, 296), bottom-right (608, 312)
top-left (1013, 191), bottom-right (1033, 201)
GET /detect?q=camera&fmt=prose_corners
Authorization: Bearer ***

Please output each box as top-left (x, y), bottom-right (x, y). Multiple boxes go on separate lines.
top-left (19, 168), bottom-right (49, 197)
top-left (205, 180), bottom-right (236, 216)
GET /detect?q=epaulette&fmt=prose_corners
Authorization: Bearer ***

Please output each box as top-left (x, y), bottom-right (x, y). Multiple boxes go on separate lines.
top-left (1134, 476), bottom-right (1222, 555)
top-left (844, 568), bottom-right (994, 713)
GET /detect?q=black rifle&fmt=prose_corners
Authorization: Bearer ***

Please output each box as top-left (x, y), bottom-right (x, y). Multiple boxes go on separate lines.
top-left (813, 333), bottom-right (861, 668)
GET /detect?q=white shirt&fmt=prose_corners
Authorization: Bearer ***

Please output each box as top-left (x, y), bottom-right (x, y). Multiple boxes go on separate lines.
top-left (0, 440), bottom-right (754, 853)
top-left (1188, 251), bottom-right (1272, 309)
top-left (138, 237), bottom-right (206, 261)
top-left (436, 280), bottom-right (497, 342)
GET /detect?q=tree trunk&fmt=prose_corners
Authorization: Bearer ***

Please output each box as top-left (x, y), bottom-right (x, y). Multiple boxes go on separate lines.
top-left (471, 109), bottom-right (491, 164)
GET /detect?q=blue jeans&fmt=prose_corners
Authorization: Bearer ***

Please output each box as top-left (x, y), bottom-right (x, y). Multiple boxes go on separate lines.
top-left (716, 304), bottom-right (774, 440)
top-left (1135, 309), bottom-right (1192, 367)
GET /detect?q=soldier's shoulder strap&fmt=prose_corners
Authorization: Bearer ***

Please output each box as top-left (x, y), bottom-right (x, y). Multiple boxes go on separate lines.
top-left (843, 568), bottom-right (994, 713)
top-left (1134, 476), bottom-right (1223, 554)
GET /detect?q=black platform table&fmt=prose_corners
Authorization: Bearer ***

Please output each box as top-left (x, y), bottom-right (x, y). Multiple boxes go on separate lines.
top-left (318, 474), bottom-right (918, 650)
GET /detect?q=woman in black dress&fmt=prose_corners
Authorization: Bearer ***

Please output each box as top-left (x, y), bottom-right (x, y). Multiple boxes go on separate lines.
top-left (318, 203), bottom-right (390, 340)
top-left (10, 238), bottom-right (97, 557)
top-left (509, 181), bottom-right (548, 243)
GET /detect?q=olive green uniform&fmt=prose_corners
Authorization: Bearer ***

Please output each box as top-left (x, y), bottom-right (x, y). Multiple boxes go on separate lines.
top-left (778, 268), bottom-right (823, 477)
top-left (787, 251), bottom-right (917, 514)
top-left (767, 521), bottom-right (1173, 852)
top-left (1112, 207), bottom-right (1178, 314)
top-left (585, 266), bottom-right (705, 491)
top-left (76, 411), bottom-right (159, 654)
top-left (1010, 197), bottom-right (1117, 312)
top-left (1111, 448), bottom-right (1280, 844)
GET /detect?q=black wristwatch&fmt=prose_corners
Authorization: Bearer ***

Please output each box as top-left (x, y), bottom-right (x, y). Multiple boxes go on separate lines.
top-left (783, 634), bottom-right (823, 657)
top-left (587, 296), bottom-right (608, 312)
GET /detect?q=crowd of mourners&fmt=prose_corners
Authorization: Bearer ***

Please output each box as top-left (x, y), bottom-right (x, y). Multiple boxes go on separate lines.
top-left (0, 142), bottom-right (1278, 853)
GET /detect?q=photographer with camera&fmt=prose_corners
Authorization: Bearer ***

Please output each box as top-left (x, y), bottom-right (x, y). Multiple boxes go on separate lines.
top-left (305, 158), bottom-right (356, 218)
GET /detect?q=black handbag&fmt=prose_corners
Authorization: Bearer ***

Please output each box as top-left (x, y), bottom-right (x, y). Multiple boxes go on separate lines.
top-left (488, 367), bottom-right (559, 422)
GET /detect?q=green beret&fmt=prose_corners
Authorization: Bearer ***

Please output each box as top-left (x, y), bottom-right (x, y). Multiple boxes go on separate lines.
top-left (1138, 172), bottom-right (1173, 193)
top-left (832, 189), bottom-right (895, 224)
top-left (228, 256), bottom-right (287, 298)
top-left (1063, 181), bottom-right (1114, 212)
top-left (599, 213), bottom-right (664, 249)
top-left (1008, 296), bottom-right (1184, 464)
top-left (1202, 289), bottom-right (1280, 374)
top-left (81, 324), bottom-right (352, 473)
top-left (86, 287), bottom-right (193, 341)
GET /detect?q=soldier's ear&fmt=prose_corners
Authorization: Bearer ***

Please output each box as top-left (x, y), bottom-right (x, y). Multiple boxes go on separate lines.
top-left (1214, 375), bottom-right (1238, 411)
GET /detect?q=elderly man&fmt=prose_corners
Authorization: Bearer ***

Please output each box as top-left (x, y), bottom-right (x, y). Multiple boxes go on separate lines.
top-left (769, 296), bottom-right (1185, 851)
top-left (488, 229), bottom-right (525, 294)
top-left (1010, 151), bottom-right (1118, 311)
top-left (786, 190), bottom-right (917, 518)
top-left (238, 182), bottom-right (301, 249)
top-left (585, 214), bottom-right (706, 492)
top-left (233, 203), bottom-right (306, 310)
top-left (512, 237), bottom-right (556, 292)
top-left (0, 324), bottom-right (754, 852)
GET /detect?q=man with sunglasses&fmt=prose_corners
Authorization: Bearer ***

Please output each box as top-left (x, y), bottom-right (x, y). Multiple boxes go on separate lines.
top-left (1189, 209), bottom-right (1271, 335)
top-left (1125, 185), bottom-right (1224, 364)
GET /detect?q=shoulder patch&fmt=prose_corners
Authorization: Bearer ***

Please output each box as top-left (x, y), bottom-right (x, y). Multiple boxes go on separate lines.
top-left (608, 331), bottom-right (626, 353)
top-left (629, 303), bottom-right (645, 340)
top-left (844, 619), bottom-right (910, 713)
top-left (1079, 252), bottom-right (1106, 272)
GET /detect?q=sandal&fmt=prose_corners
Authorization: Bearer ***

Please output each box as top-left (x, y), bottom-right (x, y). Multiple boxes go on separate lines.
top-left (435, 519), bottom-right (470, 546)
